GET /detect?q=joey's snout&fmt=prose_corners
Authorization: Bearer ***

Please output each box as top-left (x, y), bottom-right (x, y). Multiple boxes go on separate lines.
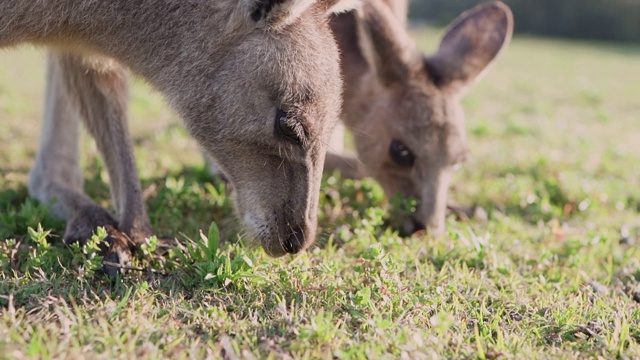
top-left (399, 167), bottom-right (452, 237)
top-left (418, 176), bottom-right (451, 236)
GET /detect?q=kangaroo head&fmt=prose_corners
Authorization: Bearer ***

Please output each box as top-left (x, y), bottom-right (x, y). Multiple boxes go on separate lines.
top-left (348, 1), bottom-right (513, 235)
top-left (180, 0), bottom-right (359, 256)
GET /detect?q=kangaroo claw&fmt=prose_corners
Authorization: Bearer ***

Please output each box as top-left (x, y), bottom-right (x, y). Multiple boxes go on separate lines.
top-left (100, 225), bottom-right (133, 278)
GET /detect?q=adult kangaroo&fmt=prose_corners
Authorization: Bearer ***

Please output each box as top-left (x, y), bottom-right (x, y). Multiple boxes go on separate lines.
top-left (326, 0), bottom-right (514, 235)
top-left (0, 0), bottom-right (358, 275)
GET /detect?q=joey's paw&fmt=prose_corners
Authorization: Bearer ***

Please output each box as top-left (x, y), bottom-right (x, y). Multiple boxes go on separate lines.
top-left (100, 225), bottom-right (133, 279)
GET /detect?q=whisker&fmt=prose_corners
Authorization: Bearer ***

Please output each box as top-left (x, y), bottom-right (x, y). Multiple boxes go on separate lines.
top-left (313, 228), bottom-right (338, 250)
top-left (347, 127), bottom-right (374, 139)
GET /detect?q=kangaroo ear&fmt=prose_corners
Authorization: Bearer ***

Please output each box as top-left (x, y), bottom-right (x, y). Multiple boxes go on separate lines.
top-left (384, 0), bottom-right (410, 28)
top-left (320, 0), bottom-right (361, 15)
top-left (424, 1), bottom-right (514, 91)
top-left (355, 0), bottom-right (420, 85)
top-left (246, 0), bottom-right (360, 27)
top-left (247, 0), bottom-right (316, 25)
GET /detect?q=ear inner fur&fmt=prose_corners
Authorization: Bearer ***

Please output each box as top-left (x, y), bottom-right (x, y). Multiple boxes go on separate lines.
top-left (251, 0), bottom-right (288, 21)
top-left (424, 1), bottom-right (514, 89)
top-left (320, 0), bottom-right (361, 15)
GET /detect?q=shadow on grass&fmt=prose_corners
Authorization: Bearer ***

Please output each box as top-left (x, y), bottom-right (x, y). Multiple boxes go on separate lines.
top-left (0, 185), bottom-right (65, 241)
top-left (0, 159), bottom-right (237, 240)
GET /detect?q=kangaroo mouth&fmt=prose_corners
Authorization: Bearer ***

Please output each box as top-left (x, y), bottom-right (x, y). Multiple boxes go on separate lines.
top-left (260, 224), bottom-right (309, 257)
top-left (242, 212), bottom-right (311, 257)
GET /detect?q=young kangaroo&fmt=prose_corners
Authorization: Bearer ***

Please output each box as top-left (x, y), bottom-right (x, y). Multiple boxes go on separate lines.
top-left (0, 0), bottom-right (358, 275)
top-left (326, 0), bottom-right (514, 235)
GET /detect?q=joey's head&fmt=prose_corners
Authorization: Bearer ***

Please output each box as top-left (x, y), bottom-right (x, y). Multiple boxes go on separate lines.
top-left (348, 1), bottom-right (513, 235)
top-left (179, 0), bottom-right (359, 256)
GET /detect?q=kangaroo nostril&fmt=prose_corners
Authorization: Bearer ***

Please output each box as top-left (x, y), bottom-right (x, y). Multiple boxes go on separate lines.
top-left (283, 226), bottom-right (305, 254)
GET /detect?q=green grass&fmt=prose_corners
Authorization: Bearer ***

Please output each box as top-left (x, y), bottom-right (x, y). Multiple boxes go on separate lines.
top-left (1, 30), bottom-right (640, 359)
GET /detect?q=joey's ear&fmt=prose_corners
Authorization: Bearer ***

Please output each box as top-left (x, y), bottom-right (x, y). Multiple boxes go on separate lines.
top-left (424, 1), bottom-right (514, 91)
top-left (355, 0), bottom-right (420, 85)
top-left (246, 0), bottom-right (316, 26)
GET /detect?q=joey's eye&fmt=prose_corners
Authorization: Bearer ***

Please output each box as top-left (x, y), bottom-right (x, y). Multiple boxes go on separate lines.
top-left (389, 140), bottom-right (415, 167)
top-left (276, 108), bottom-right (300, 142)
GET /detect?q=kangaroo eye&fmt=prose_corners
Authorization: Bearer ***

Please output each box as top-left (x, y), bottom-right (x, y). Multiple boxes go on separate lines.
top-left (390, 140), bottom-right (415, 167)
top-left (276, 108), bottom-right (300, 142)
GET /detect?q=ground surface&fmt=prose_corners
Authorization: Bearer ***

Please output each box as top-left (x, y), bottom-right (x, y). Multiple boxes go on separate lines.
top-left (1, 30), bottom-right (639, 359)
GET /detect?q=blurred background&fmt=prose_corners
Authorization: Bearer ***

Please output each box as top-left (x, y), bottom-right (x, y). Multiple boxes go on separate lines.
top-left (410, 0), bottom-right (640, 43)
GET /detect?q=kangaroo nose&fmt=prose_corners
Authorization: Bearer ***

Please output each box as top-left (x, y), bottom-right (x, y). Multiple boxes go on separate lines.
top-left (283, 225), bottom-right (305, 254)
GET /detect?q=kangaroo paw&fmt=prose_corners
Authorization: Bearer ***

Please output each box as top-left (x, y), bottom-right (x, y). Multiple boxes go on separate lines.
top-left (63, 206), bottom-right (119, 246)
top-left (63, 206), bottom-right (133, 278)
top-left (100, 225), bottom-right (133, 278)
top-left (122, 223), bottom-right (155, 250)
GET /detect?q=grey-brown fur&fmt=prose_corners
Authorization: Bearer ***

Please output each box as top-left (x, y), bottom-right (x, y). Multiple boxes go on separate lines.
top-left (203, 0), bottom-right (513, 236)
top-left (326, 0), bottom-right (513, 235)
top-left (1, 0), bottom-right (358, 274)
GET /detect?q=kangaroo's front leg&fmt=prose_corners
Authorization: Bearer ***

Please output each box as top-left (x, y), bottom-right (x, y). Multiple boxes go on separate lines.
top-left (61, 53), bottom-right (152, 244)
top-left (29, 51), bottom-right (151, 276)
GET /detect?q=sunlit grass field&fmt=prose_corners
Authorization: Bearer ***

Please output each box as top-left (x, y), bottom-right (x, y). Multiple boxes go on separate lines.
top-left (1, 29), bottom-right (640, 358)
